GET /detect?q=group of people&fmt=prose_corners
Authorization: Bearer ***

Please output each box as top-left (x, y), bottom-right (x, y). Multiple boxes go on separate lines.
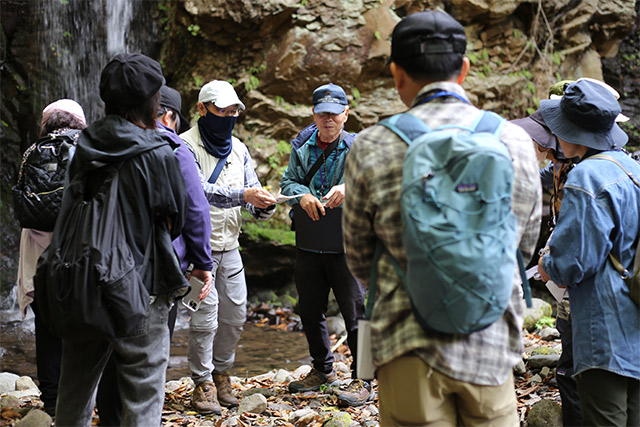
top-left (16, 8), bottom-right (638, 427)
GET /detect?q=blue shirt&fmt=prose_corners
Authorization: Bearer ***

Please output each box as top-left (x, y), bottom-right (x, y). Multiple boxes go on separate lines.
top-left (543, 150), bottom-right (640, 379)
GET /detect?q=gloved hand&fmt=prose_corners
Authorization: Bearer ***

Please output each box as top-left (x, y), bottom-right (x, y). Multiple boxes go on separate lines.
top-left (255, 204), bottom-right (276, 220)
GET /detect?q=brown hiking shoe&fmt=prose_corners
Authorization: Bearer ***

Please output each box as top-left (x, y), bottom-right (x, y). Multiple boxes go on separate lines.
top-left (191, 381), bottom-right (222, 415)
top-left (288, 368), bottom-right (339, 393)
top-left (213, 373), bottom-right (239, 408)
top-left (335, 379), bottom-right (374, 407)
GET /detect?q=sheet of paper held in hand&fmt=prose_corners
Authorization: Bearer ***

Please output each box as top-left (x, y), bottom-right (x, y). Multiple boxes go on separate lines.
top-left (273, 190), bottom-right (306, 204)
top-left (527, 265), bottom-right (566, 303)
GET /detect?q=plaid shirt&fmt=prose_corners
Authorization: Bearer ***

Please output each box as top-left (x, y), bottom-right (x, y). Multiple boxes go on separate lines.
top-left (343, 82), bottom-right (542, 386)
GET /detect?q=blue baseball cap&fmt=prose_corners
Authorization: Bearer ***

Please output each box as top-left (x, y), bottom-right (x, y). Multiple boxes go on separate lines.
top-left (540, 79), bottom-right (628, 150)
top-left (312, 83), bottom-right (348, 114)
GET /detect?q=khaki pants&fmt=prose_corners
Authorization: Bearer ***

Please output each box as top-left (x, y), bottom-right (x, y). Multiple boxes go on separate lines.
top-left (377, 355), bottom-right (519, 426)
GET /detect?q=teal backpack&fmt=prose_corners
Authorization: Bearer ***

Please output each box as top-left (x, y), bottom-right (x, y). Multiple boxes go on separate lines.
top-left (372, 106), bottom-right (531, 334)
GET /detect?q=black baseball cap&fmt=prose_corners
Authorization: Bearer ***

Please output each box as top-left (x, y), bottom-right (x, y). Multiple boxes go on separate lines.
top-left (100, 53), bottom-right (165, 108)
top-left (159, 85), bottom-right (190, 133)
top-left (389, 10), bottom-right (466, 65)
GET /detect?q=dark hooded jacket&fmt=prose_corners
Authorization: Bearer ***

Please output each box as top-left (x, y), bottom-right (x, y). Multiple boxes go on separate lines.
top-left (69, 115), bottom-right (188, 295)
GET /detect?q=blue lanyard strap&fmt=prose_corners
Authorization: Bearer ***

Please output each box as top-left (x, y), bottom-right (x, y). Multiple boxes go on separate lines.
top-left (415, 90), bottom-right (470, 107)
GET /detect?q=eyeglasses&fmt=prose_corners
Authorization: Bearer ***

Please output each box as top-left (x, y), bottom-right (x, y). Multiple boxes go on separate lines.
top-left (209, 102), bottom-right (244, 116)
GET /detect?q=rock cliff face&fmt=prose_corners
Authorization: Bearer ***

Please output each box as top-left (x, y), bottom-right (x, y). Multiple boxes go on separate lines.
top-left (1, 0), bottom-right (638, 291)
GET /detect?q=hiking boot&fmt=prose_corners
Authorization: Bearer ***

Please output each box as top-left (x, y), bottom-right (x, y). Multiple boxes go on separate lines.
top-left (191, 381), bottom-right (222, 415)
top-left (335, 379), bottom-right (374, 407)
top-left (213, 373), bottom-right (239, 408)
top-left (288, 368), bottom-right (339, 393)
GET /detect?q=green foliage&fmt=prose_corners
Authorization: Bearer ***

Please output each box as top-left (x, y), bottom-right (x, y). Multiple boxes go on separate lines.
top-left (63, 31), bottom-right (72, 38)
top-left (351, 87), bottom-right (360, 100)
top-left (2, 120), bottom-right (8, 128)
top-left (245, 75), bottom-right (260, 92)
top-left (194, 76), bottom-right (203, 88)
top-left (275, 95), bottom-right (285, 108)
top-left (481, 48), bottom-right (489, 61)
top-left (276, 140), bottom-right (291, 157)
top-left (227, 78), bottom-right (237, 86)
top-left (535, 316), bottom-right (556, 330)
top-left (552, 52), bottom-right (562, 66)
top-left (373, 30), bottom-right (381, 40)
top-left (158, 2), bottom-right (169, 12)
top-left (525, 80), bottom-right (536, 94)
top-left (60, 0), bottom-right (69, 4)
top-left (513, 29), bottom-right (522, 38)
top-left (187, 24), bottom-right (200, 37)
top-left (468, 51), bottom-right (479, 65)
top-left (241, 211), bottom-right (296, 246)
top-left (531, 346), bottom-right (559, 356)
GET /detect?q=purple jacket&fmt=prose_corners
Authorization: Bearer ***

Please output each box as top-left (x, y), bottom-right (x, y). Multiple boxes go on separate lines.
top-left (157, 121), bottom-right (213, 272)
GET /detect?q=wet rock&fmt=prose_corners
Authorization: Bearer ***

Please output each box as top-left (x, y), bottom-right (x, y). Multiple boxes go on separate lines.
top-left (539, 327), bottom-right (561, 341)
top-left (15, 408), bottom-right (52, 427)
top-left (334, 361), bottom-right (350, 375)
top-left (238, 393), bottom-right (267, 414)
top-left (273, 368), bottom-right (291, 383)
top-left (513, 360), bottom-right (527, 375)
top-left (15, 376), bottom-right (38, 392)
top-left (292, 408), bottom-right (317, 425)
top-left (323, 411), bottom-right (352, 427)
top-left (326, 315), bottom-right (346, 336)
top-left (527, 354), bottom-right (560, 369)
top-left (523, 298), bottom-right (553, 332)
top-left (526, 399), bottom-right (563, 427)
top-left (0, 372), bottom-right (20, 394)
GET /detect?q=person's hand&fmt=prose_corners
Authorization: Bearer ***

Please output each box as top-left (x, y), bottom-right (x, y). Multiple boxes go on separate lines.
top-left (300, 193), bottom-right (324, 221)
top-left (323, 183), bottom-right (345, 209)
top-left (190, 269), bottom-right (213, 301)
top-left (537, 256), bottom-right (550, 282)
top-left (244, 188), bottom-right (277, 209)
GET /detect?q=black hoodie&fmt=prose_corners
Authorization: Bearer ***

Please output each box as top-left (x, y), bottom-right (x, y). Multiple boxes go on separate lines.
top-left (67, 115), bottom-right (188, 295)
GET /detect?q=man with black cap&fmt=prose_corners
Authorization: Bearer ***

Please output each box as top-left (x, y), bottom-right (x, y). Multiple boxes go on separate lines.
top-left (53, 53), bottom-right (188, 426)
top-left (279, 83), bottom-right (370, 406)
top-left (537, 79), bottom-right (640, 427)
top-left (180, 80), bottom-right (277, 414)
top-left (343, 10), bottom-right (542, 425)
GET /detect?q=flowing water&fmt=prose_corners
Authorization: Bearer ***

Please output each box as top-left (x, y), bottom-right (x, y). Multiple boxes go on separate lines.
top-left (34, 0), bottom-right (160, 123)
top-left (0, 303), bottom-right (310, 382)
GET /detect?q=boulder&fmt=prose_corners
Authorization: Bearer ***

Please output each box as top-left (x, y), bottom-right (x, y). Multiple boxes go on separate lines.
top-left (526, 399), bottom-right (563, 427)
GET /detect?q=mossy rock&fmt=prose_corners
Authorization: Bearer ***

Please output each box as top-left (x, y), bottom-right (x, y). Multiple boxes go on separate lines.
top-left (523, 298), bottom-right (553, 331)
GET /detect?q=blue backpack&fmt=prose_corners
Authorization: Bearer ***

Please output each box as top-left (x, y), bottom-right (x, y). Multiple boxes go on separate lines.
top-left (373, 109), bottom-right (529, 334)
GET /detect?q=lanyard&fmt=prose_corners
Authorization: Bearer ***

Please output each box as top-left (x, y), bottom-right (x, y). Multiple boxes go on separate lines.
top-left (414, 90), bottom-right (470, 107)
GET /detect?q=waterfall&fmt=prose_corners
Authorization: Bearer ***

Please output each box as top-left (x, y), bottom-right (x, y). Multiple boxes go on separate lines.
top-left (34, 0), bottom-right (159, 125)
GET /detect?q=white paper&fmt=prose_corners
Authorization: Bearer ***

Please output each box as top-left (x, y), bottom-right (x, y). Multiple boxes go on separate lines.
top-left (545, 280), bottom-right (567, 303)
top-left (356, 319), bottom-right (376, 380)
top-left (526, 265), bottom-right (539, 280)
top-left (273, 189), bottom-right (305, 204)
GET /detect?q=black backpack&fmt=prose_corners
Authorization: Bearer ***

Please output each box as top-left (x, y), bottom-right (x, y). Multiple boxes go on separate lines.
top-left (12, 129), bottom-right (81, 231)
top-left (34, 163), bottom-right (150, 340)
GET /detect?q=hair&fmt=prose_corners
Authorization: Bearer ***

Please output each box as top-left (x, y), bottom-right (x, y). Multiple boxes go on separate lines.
top-left (39, 110), bottom-right (87, 137)
top-left (156, 106), bottom-right (180, 130)
top-left (105, 91), bottom-right (160, 130)
top-left (395, 52), bottom-right (464, 83)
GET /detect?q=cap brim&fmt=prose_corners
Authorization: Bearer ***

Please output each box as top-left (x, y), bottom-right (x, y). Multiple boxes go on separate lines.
top-left (510, 116), bottom-right (556, 150)
top-left (313, 103), bottom-right (346, 114)
top-left (213, 97), bottom-right (245, 110)
top-left (540, 99), bottom-right (628, 150)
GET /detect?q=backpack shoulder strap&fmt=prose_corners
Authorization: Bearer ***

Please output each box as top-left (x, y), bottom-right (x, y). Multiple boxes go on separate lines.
top-left (472, 111), bottom-right (506, 136)
top-left (378, 113), bottom-right (432, 146)
top-left (589, 154), bottom-right (640, 188)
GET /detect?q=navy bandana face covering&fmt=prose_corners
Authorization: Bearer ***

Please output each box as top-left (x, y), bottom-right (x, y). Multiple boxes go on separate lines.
top-left (198, 111), bottom-right (237, 158)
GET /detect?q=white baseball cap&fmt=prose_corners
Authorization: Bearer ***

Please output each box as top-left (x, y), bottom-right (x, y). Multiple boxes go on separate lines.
top-left (198, 80), bottom-right (245, 110)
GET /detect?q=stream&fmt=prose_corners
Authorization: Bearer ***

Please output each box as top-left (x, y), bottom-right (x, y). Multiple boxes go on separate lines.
top-left (0, 303), bottom-right (311, 382)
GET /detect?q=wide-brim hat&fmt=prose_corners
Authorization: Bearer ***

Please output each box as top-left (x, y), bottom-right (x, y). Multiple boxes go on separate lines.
top-left (540, 79), bottom-right (628, 150)
top-left (159, 85), bottom-right (190, 133)
top-left (198, 80), bottom-right (245, 110)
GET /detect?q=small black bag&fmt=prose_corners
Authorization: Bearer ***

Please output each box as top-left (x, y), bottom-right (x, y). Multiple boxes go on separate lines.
top-left (34, 165), bottom-right (150, 340)
top-left (12, 130), bottom-right (80, 231)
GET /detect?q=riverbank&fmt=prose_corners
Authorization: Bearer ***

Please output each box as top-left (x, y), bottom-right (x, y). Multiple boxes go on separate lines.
top-left (1, 298), bottom-right (565, 426)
